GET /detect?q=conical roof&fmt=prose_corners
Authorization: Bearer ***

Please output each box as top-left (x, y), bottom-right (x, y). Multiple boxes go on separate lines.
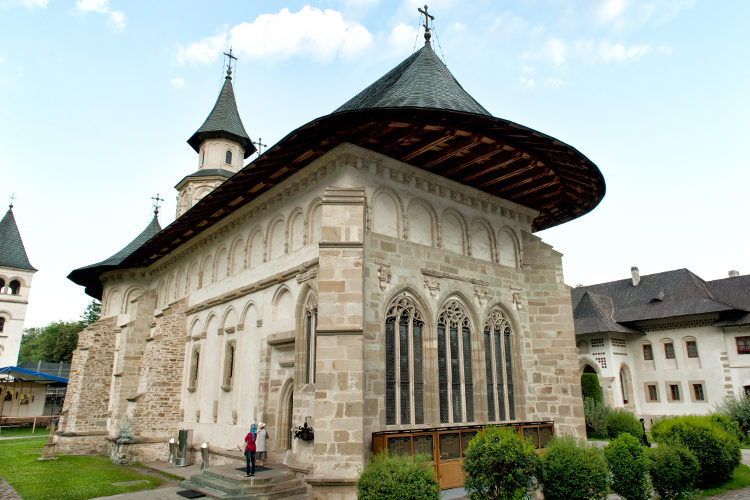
top-left (336, 43), bottom-right (490, 115)
top-left (68, 215), bottom-right (162, 299)
top-left (0, 206), bottom-right (36, 271)
top-left (187, 75), bottom-right (256, 158)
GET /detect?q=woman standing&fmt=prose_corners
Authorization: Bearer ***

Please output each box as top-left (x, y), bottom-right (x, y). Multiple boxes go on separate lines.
top-left (244, 423), bottom-right (257, 477)
top-left (255, 422), bottom-right (271, 466)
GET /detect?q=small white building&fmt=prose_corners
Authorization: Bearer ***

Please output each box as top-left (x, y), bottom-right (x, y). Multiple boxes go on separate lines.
top-left (573, 267), bottom-right (750, 424)
top-left (0, 204), bottom-right (37, 367)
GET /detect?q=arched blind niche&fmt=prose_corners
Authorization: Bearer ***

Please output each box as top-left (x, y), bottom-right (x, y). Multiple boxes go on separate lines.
top-left (437, 299), bottom-right (474, 424)
top-left (483, 307), bottom-right (515, 421)
top-left (385, 294), bottom-right (425, 426)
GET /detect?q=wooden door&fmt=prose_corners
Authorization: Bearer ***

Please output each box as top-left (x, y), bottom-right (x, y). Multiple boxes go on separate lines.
top-left (437, 432), bottom-right (463, 489)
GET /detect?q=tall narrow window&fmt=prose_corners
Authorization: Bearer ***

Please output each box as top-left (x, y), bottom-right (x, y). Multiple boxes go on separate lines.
top-left (643, 344), bottom-right (653, 360)
top-left (221, 341), bottom-right (236, 391)
top-left (9, 280), bottom-right (20, 295)
top-left (0, 317), bottom-right (5, 333)
top-left (225, 150), bottom-right (232, 164)
top-left (484, 307), bottom-right (515, 421)
top-left (693, 383), bottom-right (705, 401)
top-left (686, 340), bottom-right (699, 358)
top-left (664, 342), bottom-right (675, 359)
top-left (385, 294), bottom-right (424, 425)
top-left (304, 295), bottom-right (318, 384)
top-left (437, 299), bottom-right (474, 424)
top-left (188, 347), bottom-right (200, 392)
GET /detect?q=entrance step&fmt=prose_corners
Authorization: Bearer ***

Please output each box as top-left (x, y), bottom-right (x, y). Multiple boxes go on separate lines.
top-left (178, 463), bottom-right (311, 499)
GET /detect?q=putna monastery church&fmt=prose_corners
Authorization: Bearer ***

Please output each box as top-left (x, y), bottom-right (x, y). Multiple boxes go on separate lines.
top-left (61, 9), bottom-right (606, 498)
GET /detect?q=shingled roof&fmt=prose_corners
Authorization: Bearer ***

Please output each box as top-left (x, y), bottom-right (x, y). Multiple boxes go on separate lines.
top-left (571, 269), bottom-right (750, 333)
top-left (573, 292), bottom-right (640, 335)
top-left (0, 207), bottom-right (36, 271)
top-left (187, 75), bottom-right (256, 159)
top-left (68, 215), bottom-right (162, 298)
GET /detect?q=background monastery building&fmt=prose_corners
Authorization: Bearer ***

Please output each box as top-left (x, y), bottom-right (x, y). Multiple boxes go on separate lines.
top-left (61, 21), bottom-right (605, 497)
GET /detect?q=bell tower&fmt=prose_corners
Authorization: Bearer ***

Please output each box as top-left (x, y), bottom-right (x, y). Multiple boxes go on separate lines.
top-left (176, 49), bottom-right (256, 218)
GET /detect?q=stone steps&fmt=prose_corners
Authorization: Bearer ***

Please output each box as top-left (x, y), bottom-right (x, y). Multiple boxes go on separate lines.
top-left (178, 464), bottom-right (310, 499)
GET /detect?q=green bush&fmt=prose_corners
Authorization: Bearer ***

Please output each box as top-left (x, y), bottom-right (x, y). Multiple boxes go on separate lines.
top-left (462, 426), bottom-right (541, 500)
top-left (651, 415), bottom-right (741, 488)
top-left (581, 373), bottom-right (603, 404)
top-left (357, 452), bottom-right (440, 500)
top-left (604, 409), bottom-right (642, 440)
top-left (584, 397), bottom-right (611, 439)
top-left (715, 394), bottom-right (750, 436)
top-left (540, 436), bottom-right (608, 500)
top-left (604, 434), bottom-right (649, 500)
top-left (646, 443), bottom-right (698, 499)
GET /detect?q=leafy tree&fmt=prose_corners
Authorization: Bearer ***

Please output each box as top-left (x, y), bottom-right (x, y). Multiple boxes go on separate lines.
top-left (18, 300), bottom-right (101, 363)
top-left (581, 373), bottom-right (602, 404)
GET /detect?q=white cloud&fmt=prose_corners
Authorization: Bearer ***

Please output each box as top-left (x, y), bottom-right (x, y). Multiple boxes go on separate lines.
top-left (520, 76), bottom-right (534, 88)
top-left (75, 0), bottom-right (126, 30)
top-left (389, 23), bottom-right (418, 48)
top-left (597, 0), bottom-right (629, 24)
top-left (170, 78), bottom-right (185, 88)
top-left (21, 0), bottom-right (48, 8)
top-left (491, 11), bottom-right (528, 37)
top-left (598, 41), bottom-right (650, 62)
top-left (542, 37), bottom-right (566, 66)
top-left (178, 33), bottom-right (227, 64)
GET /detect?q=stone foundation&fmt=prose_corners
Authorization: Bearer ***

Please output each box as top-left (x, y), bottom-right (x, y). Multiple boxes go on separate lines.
top-left (56, 433), bottom-right (108, 455)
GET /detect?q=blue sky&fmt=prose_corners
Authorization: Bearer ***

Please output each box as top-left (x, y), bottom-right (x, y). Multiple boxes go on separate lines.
top-left (1, 0), bottom-right (748, 327)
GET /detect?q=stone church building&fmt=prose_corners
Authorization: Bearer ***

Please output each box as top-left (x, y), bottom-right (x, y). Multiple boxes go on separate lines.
top-left (61, 27), bottom-right (605, 497)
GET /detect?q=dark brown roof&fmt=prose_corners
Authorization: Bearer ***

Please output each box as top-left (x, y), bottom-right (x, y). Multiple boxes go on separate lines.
top-left (0, 207), bottom-right (36, 271)
top-left (573, 291), bottom-right (640, 335)
top-left (571, 269), bottom-right (750, 333)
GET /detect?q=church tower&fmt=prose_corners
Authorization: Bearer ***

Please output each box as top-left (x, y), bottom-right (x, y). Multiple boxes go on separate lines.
top-left (0, 203), bottom-right (37, 367)
top-left (176, 54), bottom-right (256, 218)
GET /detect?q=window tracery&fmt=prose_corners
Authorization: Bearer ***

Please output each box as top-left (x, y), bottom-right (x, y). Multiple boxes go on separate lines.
top-left (304, 294), bottom-right (318, 384)
top-left (385, 294), bottom-right (424, 426)
top-left (483, 307), bottom-right (515, 421)
top-left (437, 299), bottom-right (474, 423)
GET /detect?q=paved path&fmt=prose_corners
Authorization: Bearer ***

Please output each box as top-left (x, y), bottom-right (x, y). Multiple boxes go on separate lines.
top-left (0, 475), bottom-right (21, 500)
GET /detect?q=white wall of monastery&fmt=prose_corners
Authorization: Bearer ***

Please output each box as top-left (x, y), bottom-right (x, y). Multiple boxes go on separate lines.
top-left (0, 268), bottom-right (35, 367)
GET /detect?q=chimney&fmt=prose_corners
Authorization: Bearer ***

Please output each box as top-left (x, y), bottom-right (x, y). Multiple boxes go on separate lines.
top-left (631, 266), bottom-right (640, 286)
top-left (729, 270), bottom-right (740, 278)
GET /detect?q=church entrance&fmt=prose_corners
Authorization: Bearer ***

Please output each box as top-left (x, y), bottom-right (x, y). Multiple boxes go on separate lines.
top-left (279, 380), bottom-right (294, 450)
top-left (372, 421), bottom-right (554, 489)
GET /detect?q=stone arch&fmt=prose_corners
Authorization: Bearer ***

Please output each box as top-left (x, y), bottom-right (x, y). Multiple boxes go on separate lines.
top-left (294, 285), bottom-right (318, 385)
top-left (579, 356), bottom-right (601, 375)
top-left (287, 207), bottom-right (305, 253)
top-left (272, 285), bottom-right (294, 324)
top-left (214, 246), bottom-right (229, 282)
top-left (440, 208), bottom-right (467, 255)
top-left (123, 286), bottom-right (145, 314)
top-left (469, 218), bottom-right (496, 262)
top-left (221, 307), bottom-right (239, 331)
top-left (246, 228), bottom-right (265, 267)
top-left (229, 236), bottom-right (245, 276)
top-left (187, 261), bottom-right (201, 291)
top-left (205, 313), bottom-right (218, 336)
top-left (483, 301), bottom-right (522, 422)
top-left (267, 216), bottom-right (286, 260)
top-left (105, 288), bottom-right (122, 316)
top-left (189, 317), bottom-right (203, 338)
top-left (278, 378), bottom-right (295, 450)
top-left (165, 274), bottom-right (175, 305)
top-left (371, 188), bottom-right (402, 238)
top-left (200, 253), bottom-right (213, 288)
top-left (6, 277), bottom-right (25, 295)
top-left (305, 198), bottom-right (323, 245)
top-left (497, 227), bottom-right (520, 268)
top-left (175, 267), bottom-right (186, 300)
top-left (406, 197), bottom-right (438, 247)
top-left (619, 362), bottom-right (635, 406)
top-left (157, 279), bottom-right (167, 307)
top-left (240, 301), bottom-right (259, 332)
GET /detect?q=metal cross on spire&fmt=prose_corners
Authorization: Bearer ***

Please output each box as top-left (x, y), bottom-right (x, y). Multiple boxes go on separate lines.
top-left (253, 137), bottom-right (267, 157)
top-left (8, 193), bottom-right (15, 209)
top-left (418, 4), bottom-right (435, 43)
top-left (223, 47), bottom-right (238, 78)
top-left (151, 194), bottom-right (164, 217)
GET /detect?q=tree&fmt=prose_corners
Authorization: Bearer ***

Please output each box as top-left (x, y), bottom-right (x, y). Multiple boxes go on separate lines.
top-left (18, 300), bottom-right (101, 363)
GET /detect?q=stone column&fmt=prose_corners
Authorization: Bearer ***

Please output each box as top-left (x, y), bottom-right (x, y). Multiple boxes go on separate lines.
top-left (308, 187), bottom-right (365, 500)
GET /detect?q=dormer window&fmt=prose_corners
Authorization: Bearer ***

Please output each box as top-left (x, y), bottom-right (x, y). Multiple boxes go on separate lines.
top-left (225, 150), bottom-right (232, 165)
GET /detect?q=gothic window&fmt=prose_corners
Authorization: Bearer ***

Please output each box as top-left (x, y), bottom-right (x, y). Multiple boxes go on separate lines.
top-left (0, 317), bottom-right (4, 332)
top-left (225, 150), bottom-right (232, 164)
top-left (221, 341), bottom-right (236, 391)
top-left (385, 294), bottom-right (424, 426)
top-left (437, 299), bottom-right (474, 424)
top-left (483, 307), bottom-right (515, 421)
top-left (188, 347), bottom-right (200, 392)
top-left (9, 280), bottom-right (20, 295)
top-left (304, 295), bottom-right (318, 384)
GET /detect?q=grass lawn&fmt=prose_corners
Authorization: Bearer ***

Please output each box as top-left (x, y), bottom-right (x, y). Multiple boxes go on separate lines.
top-left (700, 464), bottom-right (750, 497)
top-left (0, 426), bottom-right (50, 438)
top-left (0, 437), bottom-right (173, 500)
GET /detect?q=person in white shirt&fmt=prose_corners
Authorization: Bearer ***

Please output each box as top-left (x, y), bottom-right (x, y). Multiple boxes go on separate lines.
top-left (256, 422), bottom-right (271, 466)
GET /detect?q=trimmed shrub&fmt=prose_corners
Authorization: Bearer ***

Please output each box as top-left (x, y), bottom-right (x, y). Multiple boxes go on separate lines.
top-left (357, 452), bottom-right (440, 500)
top-left (651, 415), bottom-right (741, 488)
top-left (646, 443), bottom-right (698, 499)
top-left (715, 394), bottom-right (750, 436)
top-left (463, 426), bottom-right (541, 500)
top-left (540, 436), bottom-right (608, 500)
top-left (605, 409), bottom-right (642, 440)
top-left (584, 397), bottom-right (611, 439)
top-left (581, 373), bottom-right (603, 404)
top-left (604, 433), bottom-right (649, 500)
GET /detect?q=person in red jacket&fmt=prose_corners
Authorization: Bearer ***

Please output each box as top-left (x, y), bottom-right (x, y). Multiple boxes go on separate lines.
top-left (244, 423), bottom-right (257, 477)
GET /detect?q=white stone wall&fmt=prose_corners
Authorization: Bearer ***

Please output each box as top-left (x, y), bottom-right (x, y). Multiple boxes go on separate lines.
top-left (0, 267), bottom-right (35, 367)
top-left (198, 138), bottom-right (244, 172)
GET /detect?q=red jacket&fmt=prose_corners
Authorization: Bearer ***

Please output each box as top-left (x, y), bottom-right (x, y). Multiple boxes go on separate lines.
top-left (245, 432), bottom-right (257, 452)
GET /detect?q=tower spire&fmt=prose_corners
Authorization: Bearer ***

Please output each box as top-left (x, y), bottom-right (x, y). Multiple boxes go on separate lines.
top-left (418, 4), bottom-right (435, 45)
top-left (151, 193), bottom-right (164, 218)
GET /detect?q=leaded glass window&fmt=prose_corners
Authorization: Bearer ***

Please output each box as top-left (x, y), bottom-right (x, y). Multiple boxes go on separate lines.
top-left (437, 299), bottom-right (474, 424)
top-left (304, 294), bottom-right (318, 384)
top-left (385, 295), bottom-right (425, 425)
top-left (484, 307), bottom-right (515, 421)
